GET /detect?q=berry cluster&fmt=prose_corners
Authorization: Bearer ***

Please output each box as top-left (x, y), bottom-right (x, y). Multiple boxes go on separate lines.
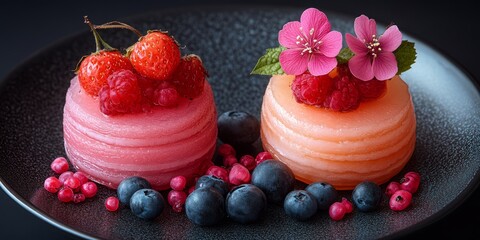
top-left (44, 157), bottom-right (98, 203)
top-left (77, 18), bottom-right (208, 115)
top-left (385, 171), bottom-right (421, 211)
top-left (291, 66), bottom-right (386, 112)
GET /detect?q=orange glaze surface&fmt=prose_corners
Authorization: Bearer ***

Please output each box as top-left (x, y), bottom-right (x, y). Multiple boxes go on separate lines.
top-left (63, 77), bottom-right (217, 190)
top-left (261, 75), bottom-right (416, 190)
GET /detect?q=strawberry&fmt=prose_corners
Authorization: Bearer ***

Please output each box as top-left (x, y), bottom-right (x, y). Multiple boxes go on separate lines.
top-left (129, 31), bottom-right (181, 81)
top-left (77, 51), bottom-right (133, 96)
top-left (171, 54), bottom-right (208, 99)
top-left (77, 17), bottom-right (133, 96)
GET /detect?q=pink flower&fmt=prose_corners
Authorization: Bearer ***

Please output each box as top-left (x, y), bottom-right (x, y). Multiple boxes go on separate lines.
top-left (278, 8), bottom-right (342, 76)
top-left (346, 15), bottom-right (402, 81)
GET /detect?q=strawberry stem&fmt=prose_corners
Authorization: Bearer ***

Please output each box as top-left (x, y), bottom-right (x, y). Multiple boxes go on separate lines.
top-left (83, 16), bottom-right (115, 52)
top-left (95, 21), bottom-right (143, 37)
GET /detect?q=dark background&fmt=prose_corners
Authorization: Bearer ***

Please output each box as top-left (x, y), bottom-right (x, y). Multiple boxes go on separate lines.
top-left (0, 0), bottom-right (478, 239)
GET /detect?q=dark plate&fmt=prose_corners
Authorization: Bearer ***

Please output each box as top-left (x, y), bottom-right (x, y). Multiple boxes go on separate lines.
top-left (1, 7), bottom-right (479, 240)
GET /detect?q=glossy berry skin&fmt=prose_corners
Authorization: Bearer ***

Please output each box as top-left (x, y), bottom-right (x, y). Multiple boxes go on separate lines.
top-left (78, 50), bottom-right (133, 96)
top-left (385, 181), bottom-right (402, 197)
top-left (51, 157), bottom-right (69, 174)
top-left (64, 176), bottom-right (81, 191)
top-left (44, 177), bottom-right (62, 193)
top-left (284, 190), bottom-right (318, 221)
top-left (129, 31), bottom-right (181, 81)
top-left (170, 176), bottom-right (187, 191)
top-left (105, 196), bottom-right (120, 212)
top-left (341, 197), bottom-right (353, 213)
top-left (185, 187), bottom-right (226, 226)
top-left (305, 182), bottom-right (338, 211)
top-left (171, 54), bottom-right (207, 99)
top-left (217, 144), bottom-right (236, 158)
top-left (195, 175), bottom-right (229, 198)
top-left (226, 184), bottom-right (267, 224)
top-left (80, 182), bottom-right (98, 198)
top-left (255, 151), bottom-right (273, 165)
top-left (251, 160), bottom-right (295, 204)
top-left (329, 202), bottom-right (346, 221)
top-left (130, 189), bottom-right (165, 220)
top-left (73, 194), bottom-right (86, 203)
top-left (117, 176), bottom-right (152, 206)
top-left (168, 190), bottom-right (187, 212)
top-left (205, 166), bottom-right (229, 184)
top-left (217, 111), bottom-right (260, 146)
top-left (57, 187), bottom-right (74, 203)
top-left (239, 155), bottom-right (256, 171)
top-left (73, 172), bottom-right (89, 185)
top-left (401, 172), bottom-right (421, 193)
top-left (291, 73), bottom-right (334, 106)
top-left (355, 78), bottom-right (387, 100)
top-left (389, 190), bottom-right (412, 211)
top-left (99, 70), bottom-right (143, 115)
top-left (58, 171), bottom-right (74, 184)
top-left (229, 164), bottom-right (251, 186)
top-left (352, 181), bottom-right (383, 212)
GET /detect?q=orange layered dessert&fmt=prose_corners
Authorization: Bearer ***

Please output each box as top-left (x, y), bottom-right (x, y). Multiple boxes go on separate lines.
top-left (252, 9), bottom-right (417, 190)
top-left (63, 19), bottom-right (216, 190)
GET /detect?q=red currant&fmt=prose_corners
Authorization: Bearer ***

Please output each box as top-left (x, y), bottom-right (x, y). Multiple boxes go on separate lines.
top-left (57, 187), bottom-right (74, 203)
top-left (58, 171), bottom-right (74, 184)
top-left (385, 181), bottom-right (402, 197)
top-left (223, 155), bottom-right (238, 168)
top-left (167, 190), bottom-right (187, 212)
top-left (73, 194), bottom-right (86, 203)
top-left (329, 202), bottom-right (346, 221)
top-left (255, 151), bottom-right (272, 165)
top-left (205, 165), bottom-right (229, 183)
top-left (400, 172), bottom-right (420, 193)
top-left (73, 172), bottom-right (89, 185)
top-left (44, 176), bottom-right (62, 193)
top-left (239, 155), bottom-right (256, 171)
top-left (229, 163), bottom-right (251, 186)
top-left (341, 197), bottom-right (353, 213)
top-left (217, 144), bottom-right (236, 158)
top-left (170, 176), bottom-right (187, 191)
top-left (389, 190), bottom-right (412, 211)
top-left (80, 182), bottom-right (98, 198)
top-left (51, 157), bottom-right (69, 174)
top-left (64, 176), bottom-right (81, 191)
top-left (105, 196), bottom-right (120, 212)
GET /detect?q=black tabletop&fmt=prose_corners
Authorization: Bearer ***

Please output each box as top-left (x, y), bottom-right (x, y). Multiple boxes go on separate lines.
top-left (1, 0), bottom-right (479, 239)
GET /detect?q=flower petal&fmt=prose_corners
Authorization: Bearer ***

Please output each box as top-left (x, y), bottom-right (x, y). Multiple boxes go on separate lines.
top-left (348, 54), bottom-right (374, 81)
top-left (346, 33), bottom-right (368, 55)
top-left (300, 8), bottom-right (331, 40)
top-left (308, 54), bottom-right (337, 76)
top-left (372, 52), bottom-right (398, 80)
top-left (318, 31), bottom-right (342, 57)
top-left (354, 15), bottom-right (377, 42)
top-left (278, 21), bottom-right (302, 48)
top-left (379, 25), bottom-right (402, 52)
top-left (279, 49), bottom-right (309, 75)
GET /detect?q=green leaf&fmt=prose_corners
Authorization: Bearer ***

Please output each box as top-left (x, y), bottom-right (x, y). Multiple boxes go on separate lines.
top-left (394, 40), bottom-right (417, 75)
top-left (251, 46), bottom-right (285, 75)
top-left (336, 48), bottom-right (354, 65)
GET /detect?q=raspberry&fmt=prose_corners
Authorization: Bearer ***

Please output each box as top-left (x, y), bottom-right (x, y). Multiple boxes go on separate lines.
top-left (291, 73), bottom-right (334, 106)
top-left (99, 70), bottom-right (143, 115)
top-left (153, 82), bottom-right (180, 107)
top-left (324, 75), bottom-right (360, 111)
top-left (171, 54), bottom-right (208, 99)
top-left (355, 78), bottom-right (387, 100)
top-left (51, 157), bottom-right (69, 174)
top-left (129, 31), bottom-right (181, 81)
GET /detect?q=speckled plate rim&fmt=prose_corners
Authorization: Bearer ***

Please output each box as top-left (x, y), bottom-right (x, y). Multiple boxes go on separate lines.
top-left (1, 5), bottom-right (480, 240)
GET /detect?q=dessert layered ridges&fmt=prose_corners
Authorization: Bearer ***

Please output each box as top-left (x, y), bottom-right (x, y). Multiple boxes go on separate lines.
top-left (261, 75), bottom-right (416, 190)
top-left (64, 77), bottom-right (217, 190)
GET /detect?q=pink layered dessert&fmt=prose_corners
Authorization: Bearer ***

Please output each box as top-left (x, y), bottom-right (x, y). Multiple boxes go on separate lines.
top-left (63, 77), bottom-right (217, 190)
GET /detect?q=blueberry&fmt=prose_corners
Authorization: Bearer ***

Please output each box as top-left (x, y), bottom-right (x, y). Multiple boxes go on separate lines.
top-left (251, 160), bottom-right (295, 204)
top-left (352, 181), bottom-right (383, 212)
top-left (226, 184), bottom-right (267, 224)
top-left (305, 182), bottom-right (338, 210)
top-left (117, 176), bottom-right (151, 206)
top-left (185, 187), bottom-right (226, 226)
top-left (195, 175), bottom-right (229, 198)
top-left (217, 111), bottom-right (260, 145)
top-left (283, 190), bottom-right (318, 221)
top-left (129, 189), bottom-right (165, 220)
